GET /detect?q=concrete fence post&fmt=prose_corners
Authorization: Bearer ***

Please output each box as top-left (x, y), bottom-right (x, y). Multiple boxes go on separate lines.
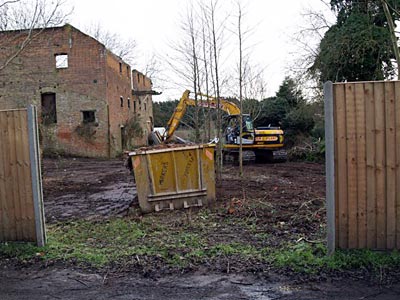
top-left (27, 105), bottom-right (46, 247)
top-left (324, 81), bottom-right (335, 254)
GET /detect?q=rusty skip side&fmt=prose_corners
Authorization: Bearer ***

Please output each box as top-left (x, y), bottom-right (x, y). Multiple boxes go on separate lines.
top-left (129, 145), bottom-right (216, 213)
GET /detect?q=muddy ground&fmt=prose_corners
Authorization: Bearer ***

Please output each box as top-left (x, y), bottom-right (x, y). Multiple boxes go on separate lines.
top-left (1, 157), bottom-right (400, 299)
top-left (2, 265), bottom-right (400, 300)
top-left (42, 157), bottom-right (136, 222)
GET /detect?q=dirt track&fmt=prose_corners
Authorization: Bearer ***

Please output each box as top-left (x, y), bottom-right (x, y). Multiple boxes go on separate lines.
top-left (2, 265), bottom-right (400, 300)
top-left (42, 157), bottom-right (136, 222)
top-left (1, 157), bottom-right (400, 299)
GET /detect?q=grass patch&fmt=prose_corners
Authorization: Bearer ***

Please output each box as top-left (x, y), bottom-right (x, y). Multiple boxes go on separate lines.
top-left (0, 217), bottom-right (263, 268)
top-left (0, 219), bottom-right (153, 267)
top-left (271, 241), bottom-right (400, 274)
top-left (0, 242), bottom-right (44, 261)
top-left (208, 243), bottom-right (259, 258)
top-left (1, 217), bottom-right (400, 276)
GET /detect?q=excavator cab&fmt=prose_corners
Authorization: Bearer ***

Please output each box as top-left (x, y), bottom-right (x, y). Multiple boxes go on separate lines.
top-left (224, 114), bottom-right (255, 145)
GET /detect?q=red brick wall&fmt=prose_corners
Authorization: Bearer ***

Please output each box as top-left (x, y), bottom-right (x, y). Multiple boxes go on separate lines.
top-left (105, 52), bottom-right (136, 155)
top-left (132, 70), bottom-right (154, 144)
top-left (0, 25), bottom-right (139, 157)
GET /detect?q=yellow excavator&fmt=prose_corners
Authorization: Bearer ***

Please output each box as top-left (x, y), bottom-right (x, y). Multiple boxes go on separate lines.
top-left (153, 90), bottom-right (286, 163)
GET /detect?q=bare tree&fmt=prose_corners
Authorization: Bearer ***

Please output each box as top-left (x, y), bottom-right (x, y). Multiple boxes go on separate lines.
top-left (237, 1), bottom-right (244, 176)
top-left (166, 0), bottom-right (230, 173)
top-left (289, 1), bottom-right (334, 99)
top-left (163, 4), bottom-right (202, 141)
top-left (201, 6), bottom-right (212, 140)
top-left (381, 0), bottom-right (400, 78)
top-left (0, 0), bottom-right (19, 9)
top-left (84, 23), bottom-right (137, 66)
top-left (142, 54), bottom-right (161, 79)
top-left (230, 1), bottom-right (267, 175)
top-left (187, 6), bottom-right (202, 142)
top-left (207, 0), bottom-right (224, 180)
top-left (0, 0), bottom-right (70, 71)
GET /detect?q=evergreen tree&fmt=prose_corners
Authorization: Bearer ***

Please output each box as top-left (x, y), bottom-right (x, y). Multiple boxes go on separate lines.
top-left (275, 77), bottom-right (305, 108)
top-left (311, 0), bottom-right (400, 82)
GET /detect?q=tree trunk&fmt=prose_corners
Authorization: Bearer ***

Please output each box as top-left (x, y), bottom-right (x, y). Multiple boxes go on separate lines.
top-left (381, 0), bottom-right (400, 79)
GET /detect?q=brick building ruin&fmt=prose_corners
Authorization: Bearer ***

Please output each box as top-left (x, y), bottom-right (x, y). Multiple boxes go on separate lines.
top-left (0, 24), bottom-right (156, 157)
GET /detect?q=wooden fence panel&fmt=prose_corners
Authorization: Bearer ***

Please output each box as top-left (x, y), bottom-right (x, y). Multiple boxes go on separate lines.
top-left (325, 81), bottom-right (400, 251)
top-left (355, 83), bottom-right (367, 249)
top-left (396, 81), bottom-right (400, 249)
top-left (375, 83), bottom-right (386, 249)
top-left (365, 82), bottom-right (377, 249)
top-left (385, 83), bottom-right (396, 249)
top-left (0, 106), bottom-right (45, 246)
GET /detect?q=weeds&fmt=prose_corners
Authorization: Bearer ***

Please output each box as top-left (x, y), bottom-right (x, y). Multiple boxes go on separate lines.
top-left (288, 138), bottom-right (325, 162)
top-left (271, 241), bottom-right (400, 275)
top-left (1, 217), bottom-right (400, 277)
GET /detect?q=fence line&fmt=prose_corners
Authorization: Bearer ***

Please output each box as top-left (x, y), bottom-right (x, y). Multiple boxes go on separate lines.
top-left (0, 106), bottom-right (45, 246)
top-left (325, 81), bottom-right (400, 251)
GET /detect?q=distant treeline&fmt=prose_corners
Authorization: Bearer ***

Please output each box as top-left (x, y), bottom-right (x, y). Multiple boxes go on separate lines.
top-left (153, 77), bottom-right (324, 147)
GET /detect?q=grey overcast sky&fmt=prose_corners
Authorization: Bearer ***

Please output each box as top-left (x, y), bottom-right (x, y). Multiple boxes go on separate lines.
top-left (67, 0), bottom-right (334, 101)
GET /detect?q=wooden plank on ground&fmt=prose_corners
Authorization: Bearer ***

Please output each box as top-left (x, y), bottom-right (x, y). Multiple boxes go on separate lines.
top-left (334, 84), bottom-right (349, 249)
top-left (365, 82), bottom-right (377, 249)
top-left (385, 82), bottom-right (396, 249)
top-left (355, 83), bottom-right (367, 248)
top-left (345, 83), bottom-right (358, 249)
top-left (374, 82), bottom-right (387, 249)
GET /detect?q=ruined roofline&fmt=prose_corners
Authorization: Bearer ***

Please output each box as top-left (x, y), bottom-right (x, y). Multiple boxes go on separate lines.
top-left (0, 23), bottom-right (134, 70)
top-left (132, 69), bottom-right (144, 74)
top-left (132, 69), bottom-right (153, 86)
top-left (0, 24), bottom-right (65, 34)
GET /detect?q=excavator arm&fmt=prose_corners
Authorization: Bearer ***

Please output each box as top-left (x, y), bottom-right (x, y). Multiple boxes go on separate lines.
top-left (163, 90), bottom-right (241, 141)
top-left (163, 90), bottom-right (191, 141)
top-left (158, 89), bottom-right (286, 163)
top-left (193, 93), bottom-right (241, 115)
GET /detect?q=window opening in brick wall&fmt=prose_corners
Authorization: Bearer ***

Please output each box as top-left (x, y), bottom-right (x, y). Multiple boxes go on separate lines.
top-left (119, 62), bottom-right (122, 73)
top-left (133, 100), bottom-right (136, 112)
top-left (137, 73), bottom-right (140, 83)
top-left (120, 96), bottom-right (124, 108)
top-left (41, 93), bottom-right (57, 125)
top-left (128, 98), bottom-right (131, 109)
top-left (144, 102), bottom-right (147, 111)
top-left (55, 54), bottom-right (68, 69)
top-left (121, 126), bottom-right (126, 150)
top-left (82, 110), bottom-right (96, 123)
